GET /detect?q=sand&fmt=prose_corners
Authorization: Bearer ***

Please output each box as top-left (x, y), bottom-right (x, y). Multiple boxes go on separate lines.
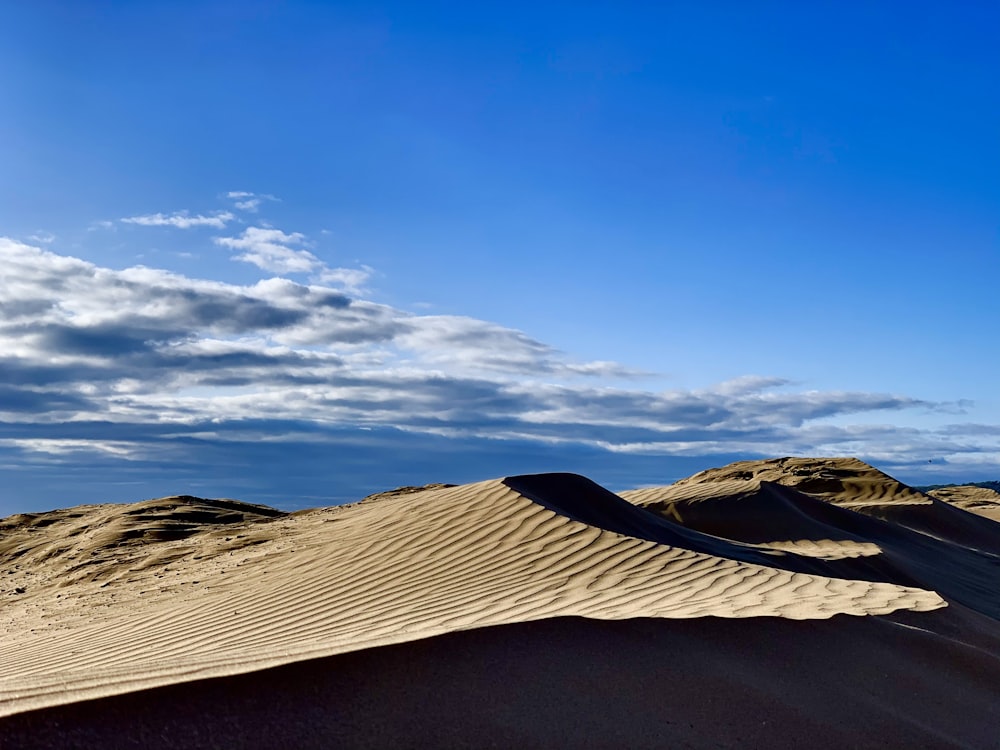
top-left (928, 484), bottom-right (1000, 522)
top-left (2, 457), bottom-right (999, 748)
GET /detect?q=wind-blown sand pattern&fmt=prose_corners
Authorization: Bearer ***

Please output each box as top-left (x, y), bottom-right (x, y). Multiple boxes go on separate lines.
top-left (3, 458), bottom-right (1000, 748)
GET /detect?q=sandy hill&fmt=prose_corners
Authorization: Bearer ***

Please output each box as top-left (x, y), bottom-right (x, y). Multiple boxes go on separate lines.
top-left (624, 456), bottom-right (1000, 553)
top-left (2, 459), bottom-right (1000, 748)
top-left (927, 484), bottom-right (1000, 522)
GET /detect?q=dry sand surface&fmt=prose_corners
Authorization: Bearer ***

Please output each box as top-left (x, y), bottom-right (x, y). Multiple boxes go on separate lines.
top-left (2, 457), bottom-right (999, 748)
top-left (928, 484), bottom-right (1000, 523)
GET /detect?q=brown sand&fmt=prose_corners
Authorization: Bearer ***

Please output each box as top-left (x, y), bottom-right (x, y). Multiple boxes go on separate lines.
top-left (2, 458), bottom-right (999, 747)
top-left (621, 459), bottom-right (1000, 620)
top-left (640, 457), bottom-right (1000, 554)
top-left (929, 485), bottom-right (1000, 522)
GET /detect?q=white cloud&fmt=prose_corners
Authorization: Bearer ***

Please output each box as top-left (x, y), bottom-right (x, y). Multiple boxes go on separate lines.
top-left (0, 438), bottom-right (141, 459)
top-left (215, 227), bottom-right (371, 292)
top-left (215, 227), bottom-right (320, 274)
top-left (27, 231), bottom-right (55, 244)
top-left (225, 191), bottom-right (278, 212)
top-left (315, 265), bottom-right (374, 294)
top-left (117, 200), bottom-right (367, 292)
top-left (122, 211), bottom-right (235, 229)
top-left (712, 375), bottom-right (791, 396)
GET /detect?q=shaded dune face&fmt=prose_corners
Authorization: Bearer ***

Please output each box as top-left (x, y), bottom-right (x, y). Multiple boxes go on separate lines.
top-left (1, 457), bottom-right (998, 746)
top-left (5, 613), bottom-right (1000, 750)
top-left (504, 473), bottom-right (806, 567)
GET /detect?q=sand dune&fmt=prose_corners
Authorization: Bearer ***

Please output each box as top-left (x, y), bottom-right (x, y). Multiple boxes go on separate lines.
top-left (929, 484), bottom-right (1000, 522)
top-left (621, 460), bottom-right (1000, 620)
top-left (628, 456), bottom-right (1000, 553)
top-left (2, 458), bottom-right (999, 747)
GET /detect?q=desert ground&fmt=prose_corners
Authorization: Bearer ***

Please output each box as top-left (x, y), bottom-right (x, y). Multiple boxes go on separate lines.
top-left (2, 457), bottom-right (999, 748)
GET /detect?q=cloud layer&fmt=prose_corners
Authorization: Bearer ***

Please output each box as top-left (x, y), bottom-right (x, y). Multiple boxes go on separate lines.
top-left (1, 222), bottom-right (995, 511)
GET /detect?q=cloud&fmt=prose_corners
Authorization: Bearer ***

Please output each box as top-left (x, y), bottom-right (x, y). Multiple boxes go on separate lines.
top-left (225, 191), bottom-right (279, 212)
top-left (0, 385), bottom-right (93, 414)
top-left (114, 198), bottom-right (369, 291)
top-left (214, 227), bottom-right (319, 274)
top-left (214, 227), bottom-right (372, 293)
top-left (122, 211), bottom-right (236, 229)
top-left (712, 375), bottom-right (791, 396)
top-left (0, 234), bottom-right (993, 512)
top-left (27, 231), bottom-right (55, 244)
top-left (316, 265), bottom-right (374, 293)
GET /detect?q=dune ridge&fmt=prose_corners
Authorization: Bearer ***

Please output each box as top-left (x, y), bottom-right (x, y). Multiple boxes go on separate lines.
top-left (0, 469), bottom-right (949, 719)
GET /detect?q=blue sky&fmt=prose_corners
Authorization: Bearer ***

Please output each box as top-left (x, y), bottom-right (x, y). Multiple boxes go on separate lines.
top-left (1, 2), bottom-right (998, 513)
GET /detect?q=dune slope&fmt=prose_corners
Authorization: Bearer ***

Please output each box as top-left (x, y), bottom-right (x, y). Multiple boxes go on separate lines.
top-left (0, 471), bottom-right (947, 720)
top-left (622, 463), bottom-right (1000, 621)
top-left (628, 456), bottom-right (1000, 553)
top-left (4, 611), bottom-right (1000, 750)
top-left (929, 485), bottom-right (1000, 522)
